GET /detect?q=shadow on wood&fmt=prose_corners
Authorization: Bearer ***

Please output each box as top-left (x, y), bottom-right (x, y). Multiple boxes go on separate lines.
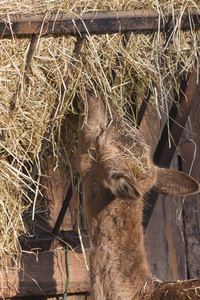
top-left (0, 249), bottom-right (90, 299)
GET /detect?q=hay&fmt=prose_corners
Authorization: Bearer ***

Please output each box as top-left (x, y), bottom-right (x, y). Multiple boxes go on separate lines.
top-left (0, 0), bottom-right (200, 14)
top-left (0, 0), bottom-right (200, 268)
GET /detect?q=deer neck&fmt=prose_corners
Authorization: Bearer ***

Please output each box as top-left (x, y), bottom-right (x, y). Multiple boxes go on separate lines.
top-left (84, 187), bottom-right (155, 300)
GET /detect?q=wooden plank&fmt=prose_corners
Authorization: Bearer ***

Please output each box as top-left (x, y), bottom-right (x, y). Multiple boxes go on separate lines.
top-left (20, 230), bottom-right (90, 251)
top-left (164, 193), bottom-right (187, 280)
top-left (0, 249), bottom-right (90, 299)
top-left (141, 98), bottom-right (169, 281)
top-left (52, 172), bottom-right (79, 236)
top-left (142, 101), bottom-right (187, 281)
top-left (33, 152), bottom-right (76, 233)
top-left (153, 76), bottom-right (200, 169)
top-left (180, 95), bottom-right (200, 279)
top-left (143, 61), bottom-right (200, 229)
top-left (145, 190), bottom-right (187, 281)
top-left (143, 66), bottom-right (200, 282)
top-left (1, 10), bottom-right (200, 38)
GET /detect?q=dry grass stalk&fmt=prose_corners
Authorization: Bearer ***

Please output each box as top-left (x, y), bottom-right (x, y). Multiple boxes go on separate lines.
top-left (0, 0), bottom-right (200, 268)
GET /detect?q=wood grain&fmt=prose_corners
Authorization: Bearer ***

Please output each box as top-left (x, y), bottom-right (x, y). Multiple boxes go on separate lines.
top-left (0, 249), bottom-right (90, 299)
top-left (180, 95), bottom-right (200, 279)
top-left (1, 10), bottom-right (200, 37)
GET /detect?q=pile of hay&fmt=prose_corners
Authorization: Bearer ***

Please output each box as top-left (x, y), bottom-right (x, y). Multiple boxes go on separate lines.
top-left (0, 0), bottom-right (199, 268)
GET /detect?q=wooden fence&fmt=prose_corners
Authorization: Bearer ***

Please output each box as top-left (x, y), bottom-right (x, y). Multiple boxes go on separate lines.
top-left (1, 9), bottom-right (200, 299)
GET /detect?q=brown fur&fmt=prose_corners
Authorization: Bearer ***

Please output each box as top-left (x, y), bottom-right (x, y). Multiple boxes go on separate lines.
top-left (76, 87), bottom-right (200, 300)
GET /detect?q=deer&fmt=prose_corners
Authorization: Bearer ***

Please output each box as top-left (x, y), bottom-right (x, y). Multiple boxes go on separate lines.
top-left (76, 86), bottom-right (200, 300)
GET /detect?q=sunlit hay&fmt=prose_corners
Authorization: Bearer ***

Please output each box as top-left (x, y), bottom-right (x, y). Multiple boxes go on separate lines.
top-left (0, 0), bottom-right (200, 268)
top-left (0, 160), bottom-right (30, 269)
top-left (1, 0), bottom-right (200, 15)
top-left (0, 34), bottom-right (78, 268)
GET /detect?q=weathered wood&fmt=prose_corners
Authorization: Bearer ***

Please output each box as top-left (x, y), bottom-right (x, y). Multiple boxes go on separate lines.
top-left (144, 67), bottom-right (200, 282)
top-left (143, 61), bottom-right (200, 229)
top-left (1, 10), bottom-right (200, 38)
top-left (0, 249), bottom-right (90, 299)
top-left (180, 96), bottom-right (200, 279)
top-left (153, 72), bottom-right (200, 169)
top-left (52, 172), bottom-right (79, 236)
top-left (145, 186), bottom-right (187, 281)
top-left (142, 102), bottom-right (187, 281)
top-left (164, 193), bottom-right (187, 280)
top-left (20, 230), bottom-right (90, 251)
top-left (32, 151), bottom-right (77, 234)
top-left (137, 93), bottom-right (151, 127)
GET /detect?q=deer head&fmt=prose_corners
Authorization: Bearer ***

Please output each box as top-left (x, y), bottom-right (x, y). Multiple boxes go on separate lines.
top-left (77, 86), bottom-right (199, 209)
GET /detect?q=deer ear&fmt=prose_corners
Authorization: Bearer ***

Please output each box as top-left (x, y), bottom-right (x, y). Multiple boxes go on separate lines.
top-left (153, 168), bottom-right (200, 196)
top-left (107, 173), bottom-right (141, 200)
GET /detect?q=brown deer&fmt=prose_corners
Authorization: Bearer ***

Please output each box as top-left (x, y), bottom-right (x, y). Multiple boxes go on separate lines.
top-left (76, 86), bottom-right (200, 299)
